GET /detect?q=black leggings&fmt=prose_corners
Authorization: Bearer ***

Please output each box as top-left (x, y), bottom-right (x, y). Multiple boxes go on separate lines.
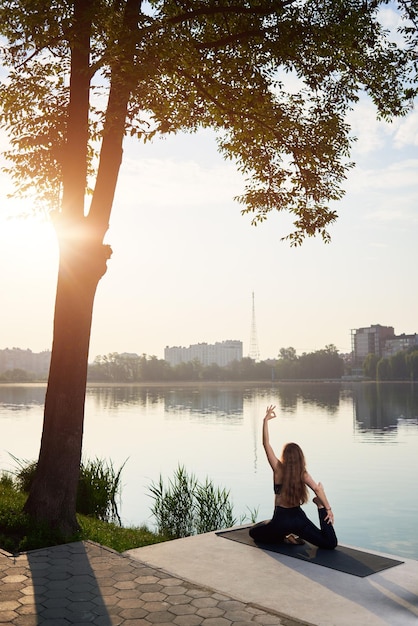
top-left (249, 505), bottom-right (337, 550)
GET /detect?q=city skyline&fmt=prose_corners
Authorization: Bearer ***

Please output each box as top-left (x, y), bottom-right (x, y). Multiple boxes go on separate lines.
top-left (2, 317), bottom-right (418, 364)
top-left (1, 4), bottom-right (418, 362)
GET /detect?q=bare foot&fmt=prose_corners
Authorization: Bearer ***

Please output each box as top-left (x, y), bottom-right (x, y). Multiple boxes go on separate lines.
top-left (284, 534), bottom-right (305, 545)
top-left (313, 496), bottom-right (325, 509)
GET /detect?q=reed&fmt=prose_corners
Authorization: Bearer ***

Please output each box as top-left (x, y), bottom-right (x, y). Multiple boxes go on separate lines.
top-left (8, 454), bottom-right (126, 524)
top-left (148, 465), bottom-right (237, 538)
top-left (77, 457), bottom-right (127, 524)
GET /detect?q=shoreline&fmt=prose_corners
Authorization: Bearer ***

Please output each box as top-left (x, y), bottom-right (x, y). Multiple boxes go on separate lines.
top-left (1, 379), bottom-right (417, 387)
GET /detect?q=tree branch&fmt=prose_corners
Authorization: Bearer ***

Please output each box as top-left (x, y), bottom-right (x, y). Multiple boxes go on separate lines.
top-left (61, 0), bottom-right (92, 219)
top-left (176, 66), bottom-right (280, 138)
top-left (87, 0), bottom-right (141, 239)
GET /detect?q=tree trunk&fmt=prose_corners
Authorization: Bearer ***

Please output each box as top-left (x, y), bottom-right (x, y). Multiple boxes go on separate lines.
top-left (23, 237), bottom-right (110, 536)
top-left (23, 0), bottom-right (94, 536)
top-left (24, 0), bottom-right (140, 537)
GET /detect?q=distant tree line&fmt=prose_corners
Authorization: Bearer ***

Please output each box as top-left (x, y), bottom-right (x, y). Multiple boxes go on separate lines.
top-left (87, 353), bottom-right (273, 382)
top-left (0, 368), bottom-right (37, 382)
top-left (87, 346), bottom-right (345, 383)
top-left (0, 348), bottom-right (50, 381)
top-left (274, 345), bottom-right (344, 380)
top-left (363, 349), bottom-right (418, 381)
top-left (0, 346), bottom-right (347, 383)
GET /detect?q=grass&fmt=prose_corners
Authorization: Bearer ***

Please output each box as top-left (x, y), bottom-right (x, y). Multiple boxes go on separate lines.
top-left (0, 480), bottom-right (168, 554)
top-left (0, 461), bottom-right (257, 554)
top-left (77, 516), bottom-right (168, 553)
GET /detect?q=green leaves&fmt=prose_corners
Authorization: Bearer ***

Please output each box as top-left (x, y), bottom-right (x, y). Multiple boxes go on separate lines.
top-left (0, 60), bottom-right (67, 207)
top-left (0, 0), bottom-right (415, 241)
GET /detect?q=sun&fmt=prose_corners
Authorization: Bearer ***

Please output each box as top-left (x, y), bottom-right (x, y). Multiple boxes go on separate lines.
top-left (0, 207), bottom-right (59, 268)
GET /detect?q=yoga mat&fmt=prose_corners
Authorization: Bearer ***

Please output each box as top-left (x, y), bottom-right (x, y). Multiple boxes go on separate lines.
top-left (216, 526), bottom-right (404, 577)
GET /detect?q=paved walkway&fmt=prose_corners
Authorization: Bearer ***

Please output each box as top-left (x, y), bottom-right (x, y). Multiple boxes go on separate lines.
top-left (1, 532), bottom-right (418, 625)
top-left (127, 532), bottom-right (418, 626)
top-left (0, 540), bottom-right (305, 626)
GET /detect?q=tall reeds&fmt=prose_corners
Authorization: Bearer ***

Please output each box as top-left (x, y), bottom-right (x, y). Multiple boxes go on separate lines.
top-left (77, 457), bottom-right (127, 524)
top-left (8, 454), bottom-right (126, 524)
top-left (148, 465), bottom-right (236, 538)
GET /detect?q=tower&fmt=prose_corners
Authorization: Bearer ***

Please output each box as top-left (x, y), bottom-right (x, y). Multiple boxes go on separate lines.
top-left (249, 291), bottom-right (260, 362)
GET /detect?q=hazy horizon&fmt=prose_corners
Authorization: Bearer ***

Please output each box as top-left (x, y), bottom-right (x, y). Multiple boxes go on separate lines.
top-left (0, 318), bottom-right (412, 363)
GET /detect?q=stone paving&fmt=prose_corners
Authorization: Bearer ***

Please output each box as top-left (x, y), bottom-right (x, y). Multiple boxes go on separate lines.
top-left (0, 541), bottom-right (306, 626)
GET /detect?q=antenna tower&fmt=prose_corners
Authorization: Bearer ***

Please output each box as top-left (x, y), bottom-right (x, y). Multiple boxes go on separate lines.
top-left (249, 292), bottom-right (260, 361)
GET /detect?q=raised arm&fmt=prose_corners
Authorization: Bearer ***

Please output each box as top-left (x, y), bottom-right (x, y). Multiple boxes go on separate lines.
top-left (262, 405), bottom-right (279, 471)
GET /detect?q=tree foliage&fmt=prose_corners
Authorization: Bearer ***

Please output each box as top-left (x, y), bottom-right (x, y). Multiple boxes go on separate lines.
top-left (0, 0), bottom-right (415, 243)
top-left (363, 352), bottom-right (380, 379)
top-left (276, 344), bottom-right (344, 379)
top-left (374, 349), bottom-right (418, 381)
top-left (89, 352), bottom-right (275, 381)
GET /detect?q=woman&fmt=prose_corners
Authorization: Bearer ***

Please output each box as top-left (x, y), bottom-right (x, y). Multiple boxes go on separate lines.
top-left (249, 405), bottom-right (337, 549)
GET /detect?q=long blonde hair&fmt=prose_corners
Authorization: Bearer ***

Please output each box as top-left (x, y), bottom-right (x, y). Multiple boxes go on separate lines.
top-left (279, 443), bottom-right (308, 506)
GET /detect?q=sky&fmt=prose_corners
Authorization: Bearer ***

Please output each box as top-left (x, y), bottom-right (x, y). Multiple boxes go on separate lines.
top-left (1, 13), bottom-right (418, 363)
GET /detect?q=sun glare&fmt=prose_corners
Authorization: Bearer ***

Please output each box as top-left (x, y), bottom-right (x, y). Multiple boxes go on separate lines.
top-left (0, 210), bottom-right (58, 266)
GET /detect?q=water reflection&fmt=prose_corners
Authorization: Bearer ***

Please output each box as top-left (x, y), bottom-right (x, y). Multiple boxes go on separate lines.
top-left (5, 383), bottom-right (417, 435)
top-left (85, 384), bottom-right (245, 418)
top-left (72, 382), bottom-right (418, 442)
top-left (274, 382), bottom-right (341, 413)
top-left (164, 388), bottom-right (243, 416)
top-left (0, 384), bottom-right (46, 414)
top-left (86, 385), bottom-right (165, 410)
top-left (0, 385), bottom-right (46, 416)
top-left (353, 382), bottom-right (418, 434)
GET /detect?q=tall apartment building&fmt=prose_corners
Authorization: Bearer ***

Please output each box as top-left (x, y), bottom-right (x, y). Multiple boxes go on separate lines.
top-left (164, 340), bottom-right (243, 367)
top-left (0, 348), bottom-right (51, 376)
top-left (383, 334), bottom-right (418, 358)
top-left (351, 325), bottom-right (395, 365)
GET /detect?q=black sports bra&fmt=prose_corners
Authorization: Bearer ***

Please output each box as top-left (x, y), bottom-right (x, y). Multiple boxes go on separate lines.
top-left (274, 483), bottom-right (282, 495)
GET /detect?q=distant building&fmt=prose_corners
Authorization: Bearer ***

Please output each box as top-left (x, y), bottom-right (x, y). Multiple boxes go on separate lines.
top-left (383, 334), bottom-right (418, 358)
top-left (351, 325), bottom-right (395, 365)
top-left (351, 325), bottom-right (418, 366)
top-left (164, 340), bottom-right (243, 367)
top-left (0, 348), bottom-right (51, 376)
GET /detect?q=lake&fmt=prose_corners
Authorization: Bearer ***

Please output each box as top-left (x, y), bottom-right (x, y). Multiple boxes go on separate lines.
top-left (1, 381), bottom-right (417, 561)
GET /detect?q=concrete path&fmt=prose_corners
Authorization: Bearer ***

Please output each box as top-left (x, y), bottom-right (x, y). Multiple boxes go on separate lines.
top-left (127, 532), bottom-right (418, 626)
top-left (1, 532), bottom-right (417, 625)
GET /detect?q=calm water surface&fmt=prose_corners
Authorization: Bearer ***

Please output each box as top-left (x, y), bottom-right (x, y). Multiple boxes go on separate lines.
top-left (1, 382), bottom-right (417, 560)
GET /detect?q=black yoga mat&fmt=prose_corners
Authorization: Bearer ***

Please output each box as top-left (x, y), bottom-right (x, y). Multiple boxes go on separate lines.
top-left (216, 526), bottom-right (403, 577)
